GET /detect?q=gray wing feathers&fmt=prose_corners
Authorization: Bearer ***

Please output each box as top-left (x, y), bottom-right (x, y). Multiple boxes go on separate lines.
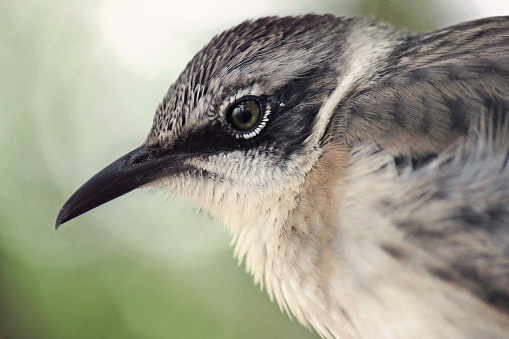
top-left (338, 16), bottom-right (509, 312)
top-left (335, 17), bottom-right (509, 157)
top-left (383, 127), bottom-right (509, 312)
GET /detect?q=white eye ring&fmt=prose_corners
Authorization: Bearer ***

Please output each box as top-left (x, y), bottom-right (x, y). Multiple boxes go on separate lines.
top-left (220, 94), bottom-right (270, 139)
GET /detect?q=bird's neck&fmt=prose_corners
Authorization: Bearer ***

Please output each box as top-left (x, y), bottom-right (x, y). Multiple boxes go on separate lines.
top-left (215, 143), bottom-right (351, 321)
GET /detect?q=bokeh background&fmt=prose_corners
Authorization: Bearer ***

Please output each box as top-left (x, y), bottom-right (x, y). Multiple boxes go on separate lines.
top-left (1, 1), bottom-right (508, 338)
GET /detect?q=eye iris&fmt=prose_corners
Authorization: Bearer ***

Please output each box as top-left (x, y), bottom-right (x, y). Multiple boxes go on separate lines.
top-left (230, 100), bottom-right (261, 131)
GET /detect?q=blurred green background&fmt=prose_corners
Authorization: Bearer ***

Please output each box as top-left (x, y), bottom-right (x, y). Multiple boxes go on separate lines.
top-left (1, 1), bottom-right (506, 338)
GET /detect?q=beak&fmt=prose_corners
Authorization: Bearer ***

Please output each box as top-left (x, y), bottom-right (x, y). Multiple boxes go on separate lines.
top-left (55, 145), bottom-right (188, 229)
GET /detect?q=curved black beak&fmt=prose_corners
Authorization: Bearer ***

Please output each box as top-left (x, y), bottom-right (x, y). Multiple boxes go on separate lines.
top-left (55, 145), bottom-right (187, 229)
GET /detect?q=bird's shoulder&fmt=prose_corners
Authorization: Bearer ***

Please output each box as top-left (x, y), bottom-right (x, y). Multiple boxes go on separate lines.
top-left (333, 16), bottom-right (509, 157)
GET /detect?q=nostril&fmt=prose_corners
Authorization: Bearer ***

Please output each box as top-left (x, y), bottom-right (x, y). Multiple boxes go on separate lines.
top-left (129, 148), bottom-right (154, 167)
top-left (131, 153), bottom-right (152, 166)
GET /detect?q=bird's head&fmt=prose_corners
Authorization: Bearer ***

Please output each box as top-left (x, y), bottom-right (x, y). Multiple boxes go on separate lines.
top-left (56, 15), bottom-right (400, 235)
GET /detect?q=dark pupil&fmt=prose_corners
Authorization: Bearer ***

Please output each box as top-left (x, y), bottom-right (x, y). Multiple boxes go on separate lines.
top-left (233, 105), bottom-right (252, 124)
top-left (229, 100), bottom-right (261, 131)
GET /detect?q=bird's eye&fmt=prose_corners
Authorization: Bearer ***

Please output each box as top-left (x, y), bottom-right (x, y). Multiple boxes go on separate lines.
top-left (226, 98), bottom-right (262, 131)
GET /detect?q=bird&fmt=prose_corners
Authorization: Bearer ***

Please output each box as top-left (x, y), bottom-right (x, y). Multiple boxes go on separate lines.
top-left (56, 14), bottom-right (509, 338)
